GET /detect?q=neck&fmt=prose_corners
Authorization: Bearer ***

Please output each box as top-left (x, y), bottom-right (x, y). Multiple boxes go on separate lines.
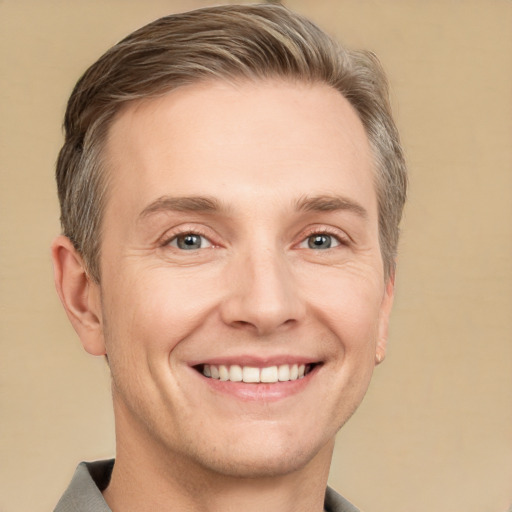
top-left (103, 405), bottom-right (334, 512)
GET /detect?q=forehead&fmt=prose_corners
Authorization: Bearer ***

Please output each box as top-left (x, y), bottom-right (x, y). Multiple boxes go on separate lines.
top-left (103, 79), bottom-right (376, 217)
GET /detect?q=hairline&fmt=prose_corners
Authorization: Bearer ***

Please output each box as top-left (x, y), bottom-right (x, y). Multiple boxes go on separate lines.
top-left (59, 4), bottom-right (406, 284)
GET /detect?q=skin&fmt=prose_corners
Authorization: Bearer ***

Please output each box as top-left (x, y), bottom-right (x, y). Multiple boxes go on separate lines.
top-left (52, 79), bottom-right (394, 512)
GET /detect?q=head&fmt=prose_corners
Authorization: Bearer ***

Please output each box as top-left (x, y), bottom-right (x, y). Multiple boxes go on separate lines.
top-left (56, 3), bottom-right (406, 284)
top-left (52, 3), bottom-right (407, 482)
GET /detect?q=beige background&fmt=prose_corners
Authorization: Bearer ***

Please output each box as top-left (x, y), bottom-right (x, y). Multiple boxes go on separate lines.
top-left (1, 1), bottom-right (511, 511)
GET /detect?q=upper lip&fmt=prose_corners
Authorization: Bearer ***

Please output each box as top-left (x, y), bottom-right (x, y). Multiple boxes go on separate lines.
top-left (188, 355), bottom-right (321, 368)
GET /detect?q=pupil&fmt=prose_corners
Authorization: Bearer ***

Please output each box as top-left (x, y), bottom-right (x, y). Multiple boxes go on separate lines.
top-left (178, 234), bottom-right (201, 250)
top-left (308, 235), bottom-right (331, 249)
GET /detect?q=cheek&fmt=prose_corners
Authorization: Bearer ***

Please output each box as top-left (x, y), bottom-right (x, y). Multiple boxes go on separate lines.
top-left (303, 269), bottom-right (384, 350)
top-left (101, 268), bottom-right (222, 358)
top-left (309, 273), bottom-right (383, 434)
top-left (99, 270), bottom-right (218, 413)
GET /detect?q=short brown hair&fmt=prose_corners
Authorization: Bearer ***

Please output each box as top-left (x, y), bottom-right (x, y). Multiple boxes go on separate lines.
top-left (56, 3), bottom-right (407, 281)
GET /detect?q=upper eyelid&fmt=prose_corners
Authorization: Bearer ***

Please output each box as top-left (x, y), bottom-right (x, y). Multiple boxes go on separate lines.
top-left (297, 225), bottom-right (351, 244)
top-left (168, 232), bottom-right (210, 243)
top-left (159, 225), bottom-right (218, 247)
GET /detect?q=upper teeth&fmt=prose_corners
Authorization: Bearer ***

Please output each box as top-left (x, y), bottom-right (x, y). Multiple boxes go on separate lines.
top-left (203, 364), bottom-right (307, 383)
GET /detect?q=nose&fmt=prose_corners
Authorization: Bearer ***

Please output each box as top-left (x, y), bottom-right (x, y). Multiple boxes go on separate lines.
top-left (219, 247), bottom-right (305, 336)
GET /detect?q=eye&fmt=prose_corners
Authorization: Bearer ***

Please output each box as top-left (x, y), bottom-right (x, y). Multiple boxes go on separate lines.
top-left (300, 233), bottom-right (341, 250)
top-left (168, 233), bottom-right (212, 250)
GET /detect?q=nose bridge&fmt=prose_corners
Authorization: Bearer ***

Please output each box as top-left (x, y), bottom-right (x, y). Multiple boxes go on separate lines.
top-left (221, 239), bottom-right (303, 335)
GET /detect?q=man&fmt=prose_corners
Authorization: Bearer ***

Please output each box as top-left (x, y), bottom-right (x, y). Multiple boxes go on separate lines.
top-left (51, 4), bottom-right (407, 511)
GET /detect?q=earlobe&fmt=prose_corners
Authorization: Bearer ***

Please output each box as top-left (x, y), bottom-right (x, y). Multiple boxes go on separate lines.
top-left (375, 273), bottom-right (395, 366)
top-left (51, 235), bottom-right (106, 356)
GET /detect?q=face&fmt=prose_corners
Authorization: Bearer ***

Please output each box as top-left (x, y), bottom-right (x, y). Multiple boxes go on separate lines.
top-left (93, 80), bottom-right (393, 478)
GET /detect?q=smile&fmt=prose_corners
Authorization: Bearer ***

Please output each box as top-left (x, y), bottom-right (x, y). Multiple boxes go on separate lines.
top-left (200, 363), bottom-right (314, 383)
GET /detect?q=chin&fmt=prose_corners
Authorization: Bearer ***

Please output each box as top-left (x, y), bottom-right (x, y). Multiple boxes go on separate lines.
top-left (196, 450), bottom-right (314, 479)
top-left (183, 429), bottom-right (333, 480)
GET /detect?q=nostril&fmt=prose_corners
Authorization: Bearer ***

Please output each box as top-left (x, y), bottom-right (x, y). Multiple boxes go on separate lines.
top-left (230, 320), bottom-right (258, 331)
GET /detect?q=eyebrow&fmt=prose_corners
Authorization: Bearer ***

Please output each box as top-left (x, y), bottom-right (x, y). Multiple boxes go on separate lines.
top-left (139, 195), bottom-right (226, 220)
top-left (295, 194), bottom-right (368, 218)
top-left (138, 193), bottom-right (368, 220)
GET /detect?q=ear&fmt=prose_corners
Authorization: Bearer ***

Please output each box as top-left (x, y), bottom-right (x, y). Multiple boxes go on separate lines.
top-left (375, 272), bottom-right (395, 366)
top-left (51, 235), bottom-right (106, 356)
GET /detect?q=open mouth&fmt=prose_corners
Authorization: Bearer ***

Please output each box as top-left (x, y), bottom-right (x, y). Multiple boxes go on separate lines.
top-left (194, 363), bottom-right (319, 383)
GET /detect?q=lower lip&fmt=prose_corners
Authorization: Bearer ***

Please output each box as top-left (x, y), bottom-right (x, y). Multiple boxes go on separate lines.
top-left (196, 366), bottom-right (320, 402)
